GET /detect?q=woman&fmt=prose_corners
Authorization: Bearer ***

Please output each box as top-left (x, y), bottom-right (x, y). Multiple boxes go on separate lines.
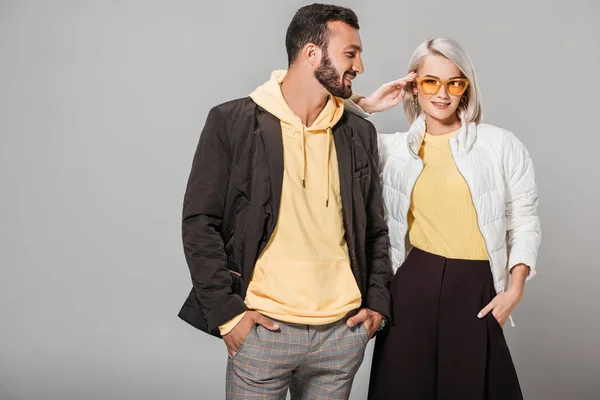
top-left (345, 37), bottom-right (541, 399)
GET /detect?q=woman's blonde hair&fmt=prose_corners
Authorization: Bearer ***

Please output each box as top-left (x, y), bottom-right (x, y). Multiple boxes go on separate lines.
top-left (403, 37), bottom-right (482, 124)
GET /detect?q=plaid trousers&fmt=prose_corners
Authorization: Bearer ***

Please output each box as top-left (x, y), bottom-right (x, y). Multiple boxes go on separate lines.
top-left (225, 316), bottom-right (370, 399)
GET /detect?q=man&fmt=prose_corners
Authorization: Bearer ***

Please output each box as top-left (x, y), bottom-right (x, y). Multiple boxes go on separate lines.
top-left (179, 4), bottom-right (391, 399)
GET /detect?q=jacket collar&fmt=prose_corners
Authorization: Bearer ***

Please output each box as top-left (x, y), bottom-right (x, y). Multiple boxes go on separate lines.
top-left (406, 112), bottom-right (478, 158)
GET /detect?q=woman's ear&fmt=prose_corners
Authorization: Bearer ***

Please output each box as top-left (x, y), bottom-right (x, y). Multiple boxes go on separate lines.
top-left (409, 82), bottom-right (418, 95)
top-left (460, 94), bottom-right (468, 109)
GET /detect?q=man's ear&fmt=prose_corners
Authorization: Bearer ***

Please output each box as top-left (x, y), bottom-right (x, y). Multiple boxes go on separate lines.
top-left (303, 43), bottom-right (322, 67)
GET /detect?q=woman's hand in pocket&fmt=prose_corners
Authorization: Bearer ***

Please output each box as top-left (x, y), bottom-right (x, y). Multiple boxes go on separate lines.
top-left (477, 289), bottom-right (523, 327)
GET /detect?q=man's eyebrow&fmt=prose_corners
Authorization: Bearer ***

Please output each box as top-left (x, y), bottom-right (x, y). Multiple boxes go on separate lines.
top-left (344, 44), bottom-right (362, 52)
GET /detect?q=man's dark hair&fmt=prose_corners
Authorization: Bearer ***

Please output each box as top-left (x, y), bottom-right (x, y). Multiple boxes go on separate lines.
top-left (285, 4), bottom-right (359, 65)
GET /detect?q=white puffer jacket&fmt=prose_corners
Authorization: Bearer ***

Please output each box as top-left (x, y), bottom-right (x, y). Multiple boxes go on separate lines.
top-left (346, 104), bottom-right (541, 299)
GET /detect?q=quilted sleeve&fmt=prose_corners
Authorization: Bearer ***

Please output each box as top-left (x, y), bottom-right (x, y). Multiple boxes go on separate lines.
top-left (502, 130), bottom-right (542, 280)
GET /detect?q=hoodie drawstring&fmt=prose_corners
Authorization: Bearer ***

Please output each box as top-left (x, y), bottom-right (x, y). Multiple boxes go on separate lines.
top-left (325, 127), bottom-right (332, 207)
top-left (301, 124), bottom-right (306, 188)
top-left (300, 124), bottom-right (332, 208)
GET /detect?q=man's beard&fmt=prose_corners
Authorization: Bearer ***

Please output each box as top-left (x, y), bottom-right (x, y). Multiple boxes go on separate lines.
top-left (314, 53), bottom-right (355, 99)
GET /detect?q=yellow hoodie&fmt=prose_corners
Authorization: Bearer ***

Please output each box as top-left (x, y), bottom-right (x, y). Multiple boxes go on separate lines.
top-left (219, 70), bottom-right (362, 334)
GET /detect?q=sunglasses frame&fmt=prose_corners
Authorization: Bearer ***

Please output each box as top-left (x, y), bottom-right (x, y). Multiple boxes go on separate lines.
top-left (415, 77), bottom-right (470, 96)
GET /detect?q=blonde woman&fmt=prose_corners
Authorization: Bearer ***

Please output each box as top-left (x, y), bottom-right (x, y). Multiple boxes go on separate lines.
top-left (345, 37), bottom-right (540, 399)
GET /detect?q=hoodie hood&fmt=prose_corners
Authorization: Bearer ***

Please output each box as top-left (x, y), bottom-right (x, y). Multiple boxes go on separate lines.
top-left (250, 70), bottom-right (345, 206)
top-left (249, 70), bottom-right (344, 129)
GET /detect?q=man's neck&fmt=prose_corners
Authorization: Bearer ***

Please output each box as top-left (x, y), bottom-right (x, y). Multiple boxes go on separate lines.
top-left (280, 68), bottom-right (329, 127)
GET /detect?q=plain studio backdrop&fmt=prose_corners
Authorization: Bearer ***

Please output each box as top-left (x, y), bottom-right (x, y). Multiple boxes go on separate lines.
top-left (1, 0), bottom-right (599, 399)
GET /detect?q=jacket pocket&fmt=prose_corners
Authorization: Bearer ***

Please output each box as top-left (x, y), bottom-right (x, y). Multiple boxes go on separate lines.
top-left (353, 166), bottom-right (372, 202)
top-left (353, 166), bottom-right (371, 179)
top-left (227, 268), bottom-right (242, 295)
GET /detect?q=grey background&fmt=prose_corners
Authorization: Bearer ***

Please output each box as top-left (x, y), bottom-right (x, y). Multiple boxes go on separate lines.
top-left (1, 0), bottom-right (599, 399)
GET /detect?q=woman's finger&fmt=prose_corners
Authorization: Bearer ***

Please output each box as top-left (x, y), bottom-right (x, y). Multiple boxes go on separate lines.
top-left (478, 301), bottom-right (495, 318)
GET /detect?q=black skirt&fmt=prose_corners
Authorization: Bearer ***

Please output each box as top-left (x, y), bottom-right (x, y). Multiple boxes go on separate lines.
top-left (368, 248), bottom-right (523, 400)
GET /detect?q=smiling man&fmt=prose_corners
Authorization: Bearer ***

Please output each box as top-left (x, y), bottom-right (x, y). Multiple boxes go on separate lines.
top-left (179, 4), bottom-right (391, 399)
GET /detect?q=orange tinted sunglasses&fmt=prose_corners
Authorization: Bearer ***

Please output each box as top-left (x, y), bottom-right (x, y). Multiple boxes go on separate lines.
top-left (415, 77), bottom-right (470, 96)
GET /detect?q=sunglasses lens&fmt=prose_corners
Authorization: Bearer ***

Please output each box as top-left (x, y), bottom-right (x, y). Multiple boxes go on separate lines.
top-left (447, 80), bottom-right (467, 95)
top-left (420, 78), bottom-right (440, 95)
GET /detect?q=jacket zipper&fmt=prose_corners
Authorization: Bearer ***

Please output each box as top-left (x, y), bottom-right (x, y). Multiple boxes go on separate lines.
top-left (449, 144), bottom-right (499, 293)
top-left (451, 150), bottom-right (516, 327)
top-left (401, 157), bottom-right (424, 260)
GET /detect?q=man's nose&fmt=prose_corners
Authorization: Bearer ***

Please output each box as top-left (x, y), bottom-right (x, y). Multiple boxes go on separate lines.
top-left (353, 54), bottom-right (364, 75)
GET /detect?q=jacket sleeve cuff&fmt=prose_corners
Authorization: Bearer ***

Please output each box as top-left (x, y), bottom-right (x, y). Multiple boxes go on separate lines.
top-left (218, 311), bottom-right (247, 336)
top-left (343, 94), bottom-right (372, 118)
top-left (508, 249), bottom-right (537, 282)
top-left (365, 291), bottom-right (391, 320)
top-left (206, 294), bottom-right (248, 333)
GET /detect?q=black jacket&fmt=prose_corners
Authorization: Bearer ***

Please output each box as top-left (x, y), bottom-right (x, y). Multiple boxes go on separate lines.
top-left (178, 97), bottom-right (392, 337)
